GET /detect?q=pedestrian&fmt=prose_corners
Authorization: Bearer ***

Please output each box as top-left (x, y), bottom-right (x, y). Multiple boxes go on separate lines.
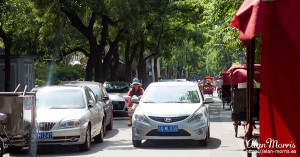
top-left (126, 78), bottom-right (144, 127)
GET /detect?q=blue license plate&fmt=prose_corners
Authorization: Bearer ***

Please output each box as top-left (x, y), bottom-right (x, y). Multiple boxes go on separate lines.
top-left (158, 125), bottom-right (178, 132)
top-left (38, 132), bottom-right (53, 139)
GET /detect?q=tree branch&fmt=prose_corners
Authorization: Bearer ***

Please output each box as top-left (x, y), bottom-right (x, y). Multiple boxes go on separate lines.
top-left (88, 12), bottom-right (96, 30)
top-left (63, 47), bottom-right (89, 57)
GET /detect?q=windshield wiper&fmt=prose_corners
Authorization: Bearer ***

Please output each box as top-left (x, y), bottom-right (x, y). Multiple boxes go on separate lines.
top-left (142, 101), bottom-right (156, 103)
top-left (163, 101), bottom-right (187, 103)
top-left (49, 107), bottom-right (71, 109)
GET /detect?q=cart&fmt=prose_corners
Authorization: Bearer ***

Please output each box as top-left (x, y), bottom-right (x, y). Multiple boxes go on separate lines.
top-left (232, 88), bottom-right (260, 137)
top-left (0, 88), bottom-right (37, 157)
top-left (202, 77), bottom-right (215, 96)
top-left (220, 72), bottom-right (232, 109)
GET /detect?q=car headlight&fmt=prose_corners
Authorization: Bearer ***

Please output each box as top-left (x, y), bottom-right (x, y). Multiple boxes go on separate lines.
top-left (188, 108), bottom-right (205, 123)
top-left (59, 120), bottom-right (81, 129)
top-left (133, 108), bottom-right (149, 123)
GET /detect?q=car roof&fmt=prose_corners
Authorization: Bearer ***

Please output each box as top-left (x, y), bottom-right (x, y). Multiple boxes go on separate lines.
top-left (60, 81), bottom-right (102, 86)
top-left (149, 81), bottom-right (197, 87)
top-left (104, 81), bottom-right (130, 84)
top-left (33, 85), bottom-right (84, 92)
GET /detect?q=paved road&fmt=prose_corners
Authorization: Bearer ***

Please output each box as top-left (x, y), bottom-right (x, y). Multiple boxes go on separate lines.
top-left (5, 91), bottom-right (251, 157)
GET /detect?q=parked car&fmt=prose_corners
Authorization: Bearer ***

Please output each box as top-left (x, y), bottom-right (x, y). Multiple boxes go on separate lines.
top-left (103, 82), bottom-right (130, 114)
top-left (131, 82), bottom-right (211, 147)
top-left (59, 81), bottom-right (113, 131)
top-left (33, 86), bottom-right (105, 151)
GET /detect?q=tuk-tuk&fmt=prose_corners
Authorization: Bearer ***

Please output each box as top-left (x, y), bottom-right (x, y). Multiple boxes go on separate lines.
top-left (0, 88), bottom-right (37, 157)
top-left (202, 77), bottom-right (215, 96)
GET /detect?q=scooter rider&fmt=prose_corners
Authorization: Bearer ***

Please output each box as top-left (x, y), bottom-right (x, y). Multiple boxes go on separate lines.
top-left (126, 78), bottom-right (144, 127)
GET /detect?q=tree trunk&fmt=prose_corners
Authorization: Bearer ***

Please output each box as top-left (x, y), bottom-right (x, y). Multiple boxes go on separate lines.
top-left (153, 58), bottom-right (158, 82)
top-left (125, 41), bottom-right (131, 82)
top-left (110, 42), bottom-right (120, 81)
top-left (138, 38), bottom-right (144, 82)
top-left (0, 26), bottom-right (11, 92)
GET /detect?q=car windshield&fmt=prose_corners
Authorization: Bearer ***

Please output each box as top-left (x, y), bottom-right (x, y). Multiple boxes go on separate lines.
top-left (36, 90), bottom-right (86, 109)
top-left (105, 83), bottom-right (130, 93)
top-left (141, 85), bottom-right (201, 103)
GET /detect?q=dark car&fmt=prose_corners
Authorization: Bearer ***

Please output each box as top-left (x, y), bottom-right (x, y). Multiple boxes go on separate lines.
top-left (60, 81), bottom-right (113, 132)
top-left (103, 82), bottom-right (130, 114)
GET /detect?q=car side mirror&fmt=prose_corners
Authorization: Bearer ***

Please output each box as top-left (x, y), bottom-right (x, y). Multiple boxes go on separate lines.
top-left (103, 96), bottom-right (109, 101)
top-left (88, 100), bottom-right (94, 108)
top-left (131, 96), bottom-right (139, 104)
top-left (204, 97), bottom-right (214, 104)
top-left (124, 96), bottom-right (131, 100)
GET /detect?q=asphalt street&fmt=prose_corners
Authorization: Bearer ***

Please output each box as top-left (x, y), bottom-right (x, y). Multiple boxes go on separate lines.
top-left (5, 91), bottom-right (251, 157)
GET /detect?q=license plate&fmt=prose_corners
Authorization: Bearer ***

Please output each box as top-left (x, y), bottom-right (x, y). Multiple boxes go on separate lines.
top-left (158, 125), bottom-right (178, 132)
top-left (38, 132), bottom-right (53, 139)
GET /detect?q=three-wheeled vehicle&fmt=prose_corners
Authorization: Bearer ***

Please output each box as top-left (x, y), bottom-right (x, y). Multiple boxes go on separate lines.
top-left (220, 72), bottom-right (232, 109)
top-left (0, 87), bottom-right (37, 157)
top-left (230, 66), bottom-right (261, 137)
top-left (202, 77), bottom-right (215, 96)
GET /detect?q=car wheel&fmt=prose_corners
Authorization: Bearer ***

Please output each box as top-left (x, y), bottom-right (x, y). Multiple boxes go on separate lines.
top-left (79, 126), bottom-right (91, 151)
top-left (132, 140), bottom-right (142, 147)
top-left (94, 122), bottom-right (104, 143)
top-left (199, 131), bottom-right (209, 146)
top-left (7, 146), bottom-right (22, 154)
top-left (106, 115), bottom-right (113, 130)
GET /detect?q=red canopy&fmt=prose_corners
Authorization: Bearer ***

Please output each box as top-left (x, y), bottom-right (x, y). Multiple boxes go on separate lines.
top-left (203, 77), bottom-right (215, 80)
top-left (232, 0), bottom-right (299, 156)
top-left (232, 69), bottom-right (247, 85)
top-left (232, 68), bottom-right (260, 85)
top-left (227, 64), bottom-right (247, 73)
top-left (220, 72), bottom-right (231, 85)
top-left (231, 0), bottom-right (264, 46)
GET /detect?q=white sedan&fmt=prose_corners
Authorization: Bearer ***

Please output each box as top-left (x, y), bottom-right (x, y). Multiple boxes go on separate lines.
top-left (34, 86), bottom-right (105, 151)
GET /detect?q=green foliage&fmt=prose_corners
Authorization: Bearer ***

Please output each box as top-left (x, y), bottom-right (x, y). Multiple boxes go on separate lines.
top-left (35, 61), bottom-right (85, 86)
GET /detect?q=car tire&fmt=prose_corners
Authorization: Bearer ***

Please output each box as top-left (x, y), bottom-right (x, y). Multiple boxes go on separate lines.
top-left (132, 140), bottom-right (142, 147)
top-left (79, 126), bottom-right (91, 151)
top-left (106, 116), bottom-right (113, 130)
top-left (94, 122), bottom-right (104, 143)
top-left (7, 146), bottom-right (22, 154)
top-left (199, 131), bottom-right (209, 146)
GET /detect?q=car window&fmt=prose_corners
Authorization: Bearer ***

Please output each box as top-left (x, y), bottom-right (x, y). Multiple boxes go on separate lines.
top-left (104, 83), bottom-right (130, 93)
top-left (87, 85), bottom-right (103, 101)
top-left (141, 85), bottom-right (201, 103)
top-left (88, 88), bottom-right (97, 103)
top-left (85, 88), bottom-right (93, 103)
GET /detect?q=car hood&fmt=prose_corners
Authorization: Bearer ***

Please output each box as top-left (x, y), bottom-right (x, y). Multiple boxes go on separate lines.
top-left (108, 93), bottom-right (127, 101)
top-left (139, 103), bottom-right (201, 117)
top-left (37, 109), bottom-right (86, 123)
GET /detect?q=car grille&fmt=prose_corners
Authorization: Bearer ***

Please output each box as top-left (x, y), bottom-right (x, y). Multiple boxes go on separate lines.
top-left (146, 129), bottom-right (191, 136)
top-left (39, 122), bottom-right (56, 131)
top-left (148, 116), bottom-right (189, 123)
top-left (112, 101), bottom-right (125, 110)
top-left (38, 136), bottom-right (80, 143)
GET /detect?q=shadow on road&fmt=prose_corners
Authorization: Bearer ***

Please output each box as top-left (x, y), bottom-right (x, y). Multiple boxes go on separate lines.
top-left (139, 137), bottom-right (221, 150)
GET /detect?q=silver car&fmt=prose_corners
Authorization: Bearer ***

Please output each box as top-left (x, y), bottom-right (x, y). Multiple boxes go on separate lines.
top-left (103, 82), bottom-right (130, 114)
top-left (35, 86), bottom-right (105, 151)
top-left (132, 82), bottom-right (211, 147)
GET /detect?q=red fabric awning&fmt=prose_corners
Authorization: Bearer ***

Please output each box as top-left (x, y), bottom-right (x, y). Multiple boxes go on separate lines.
top-left (259, 1), bottom-right (300, 155)
top-left (231, 0), bottom-right (299, 156)
top-left (232, 69), bottom-right (247, 85)
top-left (231, 0), bottom-right (264, 46)
top-left (220, 72), bottom-right (231, 85)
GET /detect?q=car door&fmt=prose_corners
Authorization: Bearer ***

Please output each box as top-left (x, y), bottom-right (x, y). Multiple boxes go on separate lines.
top-left (101, 86), bottom-right (113, 125)
top-left (85, 88), bottom-right (100, 137)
